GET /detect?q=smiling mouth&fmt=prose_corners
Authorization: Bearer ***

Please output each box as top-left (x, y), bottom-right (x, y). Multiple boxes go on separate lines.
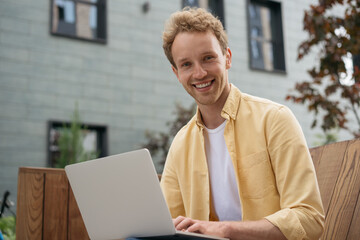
top-left (194, 80), bottom-right (214, 89)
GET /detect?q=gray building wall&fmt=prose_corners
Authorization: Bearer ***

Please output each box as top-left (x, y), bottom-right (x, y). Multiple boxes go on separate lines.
top-left (0, 0), bottom-right (353, 211)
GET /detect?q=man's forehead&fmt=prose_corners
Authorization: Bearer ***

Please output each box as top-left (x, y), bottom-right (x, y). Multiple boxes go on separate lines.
top-left (175, 30), bottom-right (215, 39)
top-left (172, 31), bottom-right (220, 51)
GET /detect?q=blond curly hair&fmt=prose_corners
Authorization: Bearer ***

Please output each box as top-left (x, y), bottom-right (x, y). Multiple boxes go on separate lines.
top-left (162, 7), bottom-right (228, 68)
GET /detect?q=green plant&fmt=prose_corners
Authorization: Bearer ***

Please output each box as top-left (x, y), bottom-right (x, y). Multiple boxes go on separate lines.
top-left (286, 0), bottom-right (360, 138)
top-left (55, 105), bottom-right (98, 168)
top-left (143, 102), bottom-right (196, 167)
top-left (313, 129), bottom-right (339, 146)
top-left (0, 216), bottom-right (16, 240)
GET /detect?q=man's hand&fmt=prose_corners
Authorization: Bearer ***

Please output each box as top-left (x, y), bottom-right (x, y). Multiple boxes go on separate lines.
top-left (173, 216), bottom-right (229, 238)
top-left (173, 216), bottom-right (287, 240)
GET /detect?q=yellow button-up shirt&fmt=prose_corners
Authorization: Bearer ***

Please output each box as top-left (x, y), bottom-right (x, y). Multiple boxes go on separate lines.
top-left (160, 84), bottom-right (324, 240)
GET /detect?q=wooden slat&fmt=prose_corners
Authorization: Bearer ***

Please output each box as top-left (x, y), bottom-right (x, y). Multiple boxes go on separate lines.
top-left (347, 189), bottom-right (360, 239)
top-left (43, 172), bottom-right (69, 240)
top-left (18, 167), bottom-right (65, 174)
top-left (68, 186), bottom-right (90, 240)
top-left (16, 170), bottom-right (44, 240)
top-left (309, 145), bottom-right (324, 169)
top-left (312, 141), bottom-right (349, 212)
top-left (322, 140), bottom-right (360, 240)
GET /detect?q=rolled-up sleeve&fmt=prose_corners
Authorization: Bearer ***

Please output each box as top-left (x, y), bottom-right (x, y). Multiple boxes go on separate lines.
top-left (264, 106), bottom-right (324, 240)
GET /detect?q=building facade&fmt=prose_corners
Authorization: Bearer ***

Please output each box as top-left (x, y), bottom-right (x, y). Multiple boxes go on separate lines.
top-left (0, 0), bottom-right (353, 211)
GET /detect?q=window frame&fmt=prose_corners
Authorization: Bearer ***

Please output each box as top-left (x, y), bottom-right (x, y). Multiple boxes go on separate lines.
top-left (49, 0), bottom-right (107, 44)
top-left (47, 120), bottom-right (108, 167)
top-left (182, 0), bottom-right (226, 29)
top-left (246, 0), bottom-right (286, 73)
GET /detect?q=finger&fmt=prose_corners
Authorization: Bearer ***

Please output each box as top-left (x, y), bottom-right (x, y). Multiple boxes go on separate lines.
top-left (187, 222), bottom-right (203, 233)
top-left (173, 216), bottom-right (186, 228)
top-left (176, 218), bottom-right (196, 231)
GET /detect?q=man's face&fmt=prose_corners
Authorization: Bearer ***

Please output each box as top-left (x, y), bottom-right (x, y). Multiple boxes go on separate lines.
top-left (171, 31), bottom-right (232, 108)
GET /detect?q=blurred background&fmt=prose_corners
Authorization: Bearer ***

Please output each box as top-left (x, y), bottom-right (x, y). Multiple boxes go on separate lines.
top-left (0, 0), bottom-right (357, 217)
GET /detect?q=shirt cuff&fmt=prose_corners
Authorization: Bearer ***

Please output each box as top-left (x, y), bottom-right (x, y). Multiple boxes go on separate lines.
top-left (264, 208), bottom-right (306, 240)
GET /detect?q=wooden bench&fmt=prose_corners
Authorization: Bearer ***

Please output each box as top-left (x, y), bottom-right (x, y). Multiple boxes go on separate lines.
top-left (309, 138), bottom-right (360, 239)
top-left (16, 167), bottom-right (89, 240)
top-left (16, 139), bottom-right (360, 239)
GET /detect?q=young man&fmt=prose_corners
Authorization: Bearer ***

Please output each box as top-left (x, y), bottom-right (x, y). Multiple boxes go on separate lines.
top-left (160, 8), bottom-right (324, 240)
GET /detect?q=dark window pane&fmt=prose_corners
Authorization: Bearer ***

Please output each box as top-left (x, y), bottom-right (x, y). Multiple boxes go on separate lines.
top-left (353, 54), bottom-right (360, 73)
top-left (48, 121), bottom-right (108, 167)
top-left (248, 4), bottom-right (257, 19)
top-left (182, 0), bottom-right (199, 8)
top-left (251, 39), bottom-right (260, 59)
top-left (247, 0), bottom-right (285, 72)
top-left (208, 0), bottom-right (225, 29)
top-left (182, 0), bottom-right (225, 28)
top-left (50, 0), bottom-right (106, 43)
top-left (52, 0), bottom-right (76, 36)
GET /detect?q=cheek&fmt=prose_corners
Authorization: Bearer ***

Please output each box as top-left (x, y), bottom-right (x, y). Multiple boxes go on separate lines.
top-left (211, 65), bottom-right (225, 75)
top-left (177, 71), bottom-right (191, 84)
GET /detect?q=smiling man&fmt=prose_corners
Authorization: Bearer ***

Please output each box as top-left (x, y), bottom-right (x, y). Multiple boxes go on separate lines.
top-left (160, 8), bottom-right (324, 240)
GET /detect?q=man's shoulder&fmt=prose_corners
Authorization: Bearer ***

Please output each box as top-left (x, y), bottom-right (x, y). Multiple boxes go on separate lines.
top-left (240, 92), bottom-right (284, 109)
top-left (238, 91), bottom-right (292, 116)
top-left (236, 91), bottom-right (300, 132)
top-left (229, 85), bottom-right (285, 114)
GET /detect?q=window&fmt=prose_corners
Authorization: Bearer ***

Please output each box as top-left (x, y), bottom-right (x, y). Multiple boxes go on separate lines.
top-left (182, 0), bottom-right (225, 28)
top-left (50, 0), bottom-right (107, 43)
top-left (247, 0), bottom-right (285, 72)
top-left (353, 54), bottom-right (360, 72)
top-left (47, 120), bottom-right (108, 167)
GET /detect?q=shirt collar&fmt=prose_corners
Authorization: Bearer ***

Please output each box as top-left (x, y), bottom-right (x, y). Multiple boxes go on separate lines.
top-left (195, 83), bottom-right (241, 128)
top-left (221, 83), bottom-right (241, 121)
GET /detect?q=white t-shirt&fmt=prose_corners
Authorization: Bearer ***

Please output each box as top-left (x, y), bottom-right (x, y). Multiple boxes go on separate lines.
top-left (204, 120), bottom-right (242, 221)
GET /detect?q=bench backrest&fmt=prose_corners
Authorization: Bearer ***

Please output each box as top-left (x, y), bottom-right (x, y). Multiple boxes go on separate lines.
top-left (16, 167), bottom-right (89, 240)
top-left (310, 139), bottom-right (360, 239)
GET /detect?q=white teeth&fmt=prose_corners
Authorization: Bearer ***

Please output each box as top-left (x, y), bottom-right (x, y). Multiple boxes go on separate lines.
top-left (195, 82), bottom-right (211, 89)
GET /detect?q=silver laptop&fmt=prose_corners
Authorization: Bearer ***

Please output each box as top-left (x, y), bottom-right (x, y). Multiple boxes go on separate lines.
top-left (65, 149), bottom-right (228, 240)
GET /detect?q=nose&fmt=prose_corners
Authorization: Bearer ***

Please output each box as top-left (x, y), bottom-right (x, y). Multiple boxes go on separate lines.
top-left (192, 63), bottom-right (207, 79)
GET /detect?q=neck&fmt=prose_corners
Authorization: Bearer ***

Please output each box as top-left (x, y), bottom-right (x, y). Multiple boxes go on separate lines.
top-left (199, 106), bottom-right (225, 129)
top-left (198, 84), bottom-right (231, 129)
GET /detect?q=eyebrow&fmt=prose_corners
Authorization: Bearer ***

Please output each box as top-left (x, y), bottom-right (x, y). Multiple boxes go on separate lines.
top-left (176, 57), bottom-right (189, 63)
top-left (201, 51), bottom-right (217, 56)
top-left (176, 51), bottom-right (218, 63)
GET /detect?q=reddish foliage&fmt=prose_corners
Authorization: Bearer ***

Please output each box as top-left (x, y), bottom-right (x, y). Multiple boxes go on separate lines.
top-left (286, 0), bottom-right (360, 137)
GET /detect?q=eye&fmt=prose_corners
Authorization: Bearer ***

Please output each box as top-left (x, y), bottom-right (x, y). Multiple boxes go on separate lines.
top-left (204, 55), bottom-right (214, 61)
top-left (181, 62), bottom-right (191, 68)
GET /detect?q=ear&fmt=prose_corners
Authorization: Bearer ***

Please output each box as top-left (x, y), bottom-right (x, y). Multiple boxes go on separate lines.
top-left (172, 65), bottom-right (180, 82)
top-left (225, 47), bottom-right (232, 69)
